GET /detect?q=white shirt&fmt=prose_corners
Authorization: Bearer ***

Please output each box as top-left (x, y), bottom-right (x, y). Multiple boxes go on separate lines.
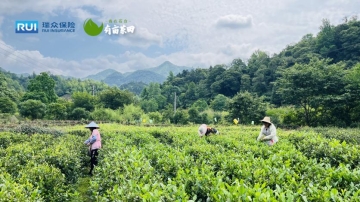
top-left (257, 124), bottom-right (278, 143)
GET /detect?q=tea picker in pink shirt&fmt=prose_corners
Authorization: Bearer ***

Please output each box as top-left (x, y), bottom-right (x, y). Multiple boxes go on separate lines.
top-left (84, 121), bottom-right (102, 176)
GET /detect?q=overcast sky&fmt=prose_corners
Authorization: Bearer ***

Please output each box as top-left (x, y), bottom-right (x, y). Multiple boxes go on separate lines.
top-left (0, 0), bottom-right (359, 77)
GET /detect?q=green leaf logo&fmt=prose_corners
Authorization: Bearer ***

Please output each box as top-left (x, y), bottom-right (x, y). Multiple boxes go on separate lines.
top-left (83, 18), bottom-right (104, 36)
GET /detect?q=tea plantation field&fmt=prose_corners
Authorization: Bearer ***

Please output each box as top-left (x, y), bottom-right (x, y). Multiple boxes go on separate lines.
top-left (1, 124), bottom-right (360, 201)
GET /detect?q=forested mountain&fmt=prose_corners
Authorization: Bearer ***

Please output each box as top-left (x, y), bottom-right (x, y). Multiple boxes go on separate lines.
top-left (0, 69), bottom-right (110, 98)
top-left (1, 17), bottom-right (359, 127)
top-left (84, 61), bottom-right (192, 86)
top-left (139, 17), bottom-right (360, 126)
top-left (85, 69), bottom-right (118, 81)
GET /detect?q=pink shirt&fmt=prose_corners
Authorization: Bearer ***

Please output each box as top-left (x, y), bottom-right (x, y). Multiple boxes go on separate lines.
top-left (90, 129), bottom-right (102, 150)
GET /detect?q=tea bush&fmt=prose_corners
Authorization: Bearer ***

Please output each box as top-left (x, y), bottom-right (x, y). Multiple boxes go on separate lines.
top-left (86, 125), bottom-right (360, 201)
top-left (1, 124), bottom-right (360, 201)
top-left (0, 132), bottom-right (85, 201)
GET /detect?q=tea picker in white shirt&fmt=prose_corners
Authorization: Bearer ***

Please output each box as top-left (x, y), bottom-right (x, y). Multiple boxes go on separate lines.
top-left (257, 116), bottom-right (279, 146)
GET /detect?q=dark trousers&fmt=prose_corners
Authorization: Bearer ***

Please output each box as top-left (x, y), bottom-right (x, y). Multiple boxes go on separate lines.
top-left (90, 149), bottom-right (99, 174)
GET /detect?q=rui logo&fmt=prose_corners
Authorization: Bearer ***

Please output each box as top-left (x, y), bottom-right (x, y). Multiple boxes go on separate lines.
top-left (83, 18), bottom-right (104, 36)
top-left (15, 21), bottom-right (38, 33)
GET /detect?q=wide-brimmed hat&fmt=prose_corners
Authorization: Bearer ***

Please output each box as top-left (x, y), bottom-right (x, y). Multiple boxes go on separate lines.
top-left (260, 117), bottom-right (272, 124)
top-left (85, 121), bottom-right (99, 128)
top-left (198, 124), bottom-right (207, 136)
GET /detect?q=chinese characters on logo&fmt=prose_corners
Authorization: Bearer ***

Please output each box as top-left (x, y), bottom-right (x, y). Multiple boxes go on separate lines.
top-left (42, 21), bottom-right (76, 32)
top-left (103, 19), bottom-right (135, 35)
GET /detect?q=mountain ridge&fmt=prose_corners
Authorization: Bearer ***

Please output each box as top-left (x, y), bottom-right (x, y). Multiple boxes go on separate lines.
top-left (84, 61), bottom-right (193, 86)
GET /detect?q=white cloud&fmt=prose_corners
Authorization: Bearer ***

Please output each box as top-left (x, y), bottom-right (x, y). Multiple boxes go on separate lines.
top-left (114, 27), bottom-right (163, 48)
top-left (0, 0), bottom-right (128, 16)
top-left (0, 37), bottom-right (251, 77)
top-left (219, 44), bottom-right (252, 56)
top-left (215, 15), bottom-right (253, 29)
top-left (26, 37), bottom-right (40, 42)
top-left (1, 0), bottom-right (360, 78)
top-left (69, 8), bottom-right (98, 21)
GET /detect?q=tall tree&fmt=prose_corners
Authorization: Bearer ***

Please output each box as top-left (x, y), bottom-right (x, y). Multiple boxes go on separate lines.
top-left (98, 87), bottom-right (134, 110)
top-left (227, 91), bottom-right (267, 124)
top-left (72, 92), bottom-right (96, 111)
top-left (276, 57), bottom-right (347, 126)
top-left (316, 19), bottom-right (337, 59)
top-left (19, 99), bottom-right (46, 120)
top-left (26, 72), bottom-right (58, 103)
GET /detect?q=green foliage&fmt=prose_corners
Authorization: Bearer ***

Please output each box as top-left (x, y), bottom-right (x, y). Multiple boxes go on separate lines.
top-left (200, 112), bottom-right (210, 124)
top-left (266, 106), bottom-right (301, 126)
top-left (11, 124), bottom-right (65, 136)
top-left (18, 163), bottom-right (66, 201)
top-left (19, 99), bottom-right (46, 120)
top-left (148, 112), bottom-right (162, 123)
top-left (72, 92), bottom-right (96, 112)
top-left (0, 97), bottom-right (17, 114)
top-left (211, 67), bottom-right (242, 97)
top-left (21, 91), bottom-right (48, 103)
top-left (141, 98), bottom-right (158, 113)
top-left (316, 19), bottom-right (337, 57)
top-left (83, 125), bottom-right (360, 201)
top-left (161, 104), bottom-right (175, 124)
top-left (27, 72), bottom-right (58, 103)
top-left (0, 72), bottom-right (22, 102)
top-left (68, 130), bottom-right (89, 137)
top-left (98, 87), bottom-right (134, 110)
top-left (312, 127), bottom-right (360, 144)
top-left (52, 75), bottom-right (110, 97)
top-left (0, 18), bottom-right (360, 127)
top-left (120, 82), bottom-right (147, 95)
top-left (122, 104), bottom-right (143, 124)
top-left (276, 58), bottom-right (347, 126)
top-left (188, 107), bottom-right (201, 123)
top-left (2, 124), bottom-right (360, 200)
top-left (0, 172), bottom-right (43, 201)
top-left (191, 99), bottom-right (208, 112)
top-left (172, 110), bottom-right (189, 124)
top-left (210, 94), bottom-right (229, 112)
top-left (227, 91), bottom-right (267, 124)
top-left (69, 107), bottom-right (90, 120)
top-left (0, 132), bottom-right (85, 201)
top-left (46, 102), bottom-right (67, 120)
top-left (90, 107), bottom-right (121, 122)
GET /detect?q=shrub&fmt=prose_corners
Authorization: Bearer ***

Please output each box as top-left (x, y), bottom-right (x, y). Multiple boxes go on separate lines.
top-left (11, 124), bottom-right (64, 137)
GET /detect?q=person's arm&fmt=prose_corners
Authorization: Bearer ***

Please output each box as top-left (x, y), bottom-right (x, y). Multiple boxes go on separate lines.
top-left (262, 125), bottom-right (277, 140)
top-left (89, 135), bottom-right (97, 144)
top-left (212, 128), bottom-right (219, 134)
top-left (84, 139), bottom-right (90, 144)
top-left (257, 126), bottom-right (265, 141)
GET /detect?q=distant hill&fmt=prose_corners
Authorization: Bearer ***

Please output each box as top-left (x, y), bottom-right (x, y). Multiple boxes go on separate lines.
top-left (119, 82), bottom-right (148, 95)
top-left (120, 70), bottom-right (166, 85)
top-left (84, 61), bottom-right (193, 87)
top-left (103, 72), bottom-right (125, 86)
top-left (85, 69), bottom-right (118, 81)
top-left (59, 75), bottom-right (75, 79)
top-left (104, 70), bottom-right (166, 86)
top-left (19, 73), bottom-right (30, 77)
top-left (147, 61), bottom-right (192, 77)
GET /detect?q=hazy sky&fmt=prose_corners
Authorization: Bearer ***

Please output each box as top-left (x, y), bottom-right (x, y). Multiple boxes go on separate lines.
top-left (0, 0), bottom-right (359, 77)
